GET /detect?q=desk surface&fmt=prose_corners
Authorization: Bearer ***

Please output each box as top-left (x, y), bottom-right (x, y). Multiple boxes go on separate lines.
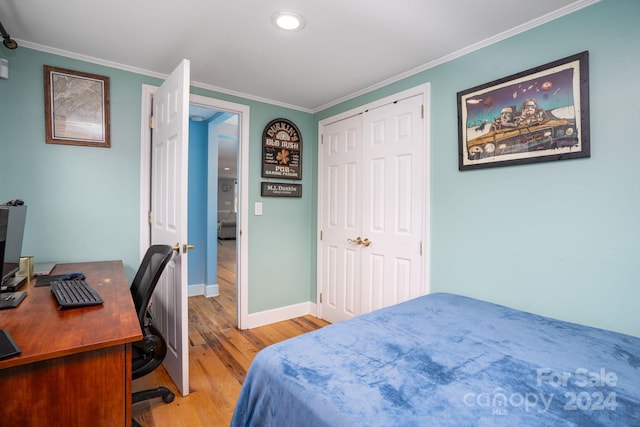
top-left (0, 260), bottom-right (142, 370)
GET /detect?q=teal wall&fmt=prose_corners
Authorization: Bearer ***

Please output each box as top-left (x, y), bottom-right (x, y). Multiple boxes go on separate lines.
top-left (187, 119), bottom-right (212, 287)
top-left (315, 0), bottom-right (640, 336)
top-left (187, 91), bottom-right (315, 313)
top-left (0, 46), bottom-right (316, 309)
top-left (1, 0), bottom-right (638, 336)
top-left (0, 48), bottom-right (152, 278)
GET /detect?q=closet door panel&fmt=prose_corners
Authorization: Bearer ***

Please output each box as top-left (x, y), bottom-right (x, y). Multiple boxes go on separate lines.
top-left (361, 94), bottom-right (425, 309)
top-left (320, 114), bottom-right (364, 323)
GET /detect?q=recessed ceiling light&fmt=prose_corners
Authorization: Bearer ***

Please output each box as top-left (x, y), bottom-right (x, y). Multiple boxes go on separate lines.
top-left (272, 11), bottom-right (305, 31)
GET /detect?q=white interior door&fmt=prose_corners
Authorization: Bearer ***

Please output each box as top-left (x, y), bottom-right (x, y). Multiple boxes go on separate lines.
top-left (319, 88), bottom-right (428, 323)
top-left (319, 113), bottom-right (364, 323)
top-left (360, 94), bottom-right (425, 312)
top-left (150, 59), bottom-right (190, 396)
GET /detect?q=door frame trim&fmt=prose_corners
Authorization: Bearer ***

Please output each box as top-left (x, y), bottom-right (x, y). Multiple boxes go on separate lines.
top-left (316, 83), bottom-right (431, 319)
top-left (139, 84), bottom-right (251, 329)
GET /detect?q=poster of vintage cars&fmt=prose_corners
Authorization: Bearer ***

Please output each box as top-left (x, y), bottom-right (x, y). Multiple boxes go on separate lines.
top-left (457, 51), bottom-right (590, 170)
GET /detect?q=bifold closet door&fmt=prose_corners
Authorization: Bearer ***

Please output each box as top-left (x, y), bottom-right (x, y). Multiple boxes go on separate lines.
top-left (360, 94), bottom-right (425, 313)
top-left (319, 94), bottom-right (426, 323)
top-left (320, 113), bottom-right (364, 323)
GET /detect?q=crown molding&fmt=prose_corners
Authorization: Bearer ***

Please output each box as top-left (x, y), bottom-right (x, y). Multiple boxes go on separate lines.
top-left (311, 0), bottom-right (600, 113)
top-left (15, 0), bottom-right (598, 115)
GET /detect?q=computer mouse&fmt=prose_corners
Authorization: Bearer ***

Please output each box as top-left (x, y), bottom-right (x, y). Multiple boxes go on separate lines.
top-left (60, 272), bottom-right (86, 281)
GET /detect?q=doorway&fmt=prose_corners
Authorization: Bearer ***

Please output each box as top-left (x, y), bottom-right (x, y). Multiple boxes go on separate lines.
top-left (187, 105), bottom-right (239, 320)
top-left (139, 86), bottom-right (251, 330)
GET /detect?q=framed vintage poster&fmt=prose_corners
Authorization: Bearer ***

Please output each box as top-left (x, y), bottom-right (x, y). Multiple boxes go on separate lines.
top-left (262, 118), bottom-right (302, 180)
top-left (457, 51), bottom-right (589, 170)
top-left (44, 65), bottom-right (111, 148)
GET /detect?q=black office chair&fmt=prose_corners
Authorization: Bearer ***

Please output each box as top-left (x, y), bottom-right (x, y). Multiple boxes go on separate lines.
top-left (130, 244), bottom-right (176, 427)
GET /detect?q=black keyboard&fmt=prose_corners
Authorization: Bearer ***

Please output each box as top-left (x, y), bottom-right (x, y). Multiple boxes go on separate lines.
top-left (51, 279), bottom-right (104, 309)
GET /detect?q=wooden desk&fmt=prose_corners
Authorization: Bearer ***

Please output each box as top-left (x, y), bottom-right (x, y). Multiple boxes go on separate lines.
top-left (0, 261), bottom-right (142, 426)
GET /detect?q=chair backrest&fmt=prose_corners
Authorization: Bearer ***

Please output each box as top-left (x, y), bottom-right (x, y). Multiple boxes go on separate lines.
top-left (130, 244), bottom-right (174, 328)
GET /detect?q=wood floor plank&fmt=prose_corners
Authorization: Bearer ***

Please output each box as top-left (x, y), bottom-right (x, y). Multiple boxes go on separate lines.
top-left (133, 239), bottom-right (330, 427)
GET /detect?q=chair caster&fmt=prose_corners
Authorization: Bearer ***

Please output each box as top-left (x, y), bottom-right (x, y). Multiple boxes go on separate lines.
top-left (163, 391), bottom-right (175, 403)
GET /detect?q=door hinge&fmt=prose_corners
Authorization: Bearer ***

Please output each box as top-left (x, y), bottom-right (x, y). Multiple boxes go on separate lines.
top-left (421, 104), bottom-right (424, 119)
top-left (420, 241), bottom-right (423, 256)
top-left (148, 211), bottom-right (152, 224)
top-left (319, 292), bottom-right (323, 303)
top-left (149, 116), bottom-right (155, 129)
top-left (321, 134), bottom-right (324, 145)
top-left (320, 230), bottom-right (323, 240)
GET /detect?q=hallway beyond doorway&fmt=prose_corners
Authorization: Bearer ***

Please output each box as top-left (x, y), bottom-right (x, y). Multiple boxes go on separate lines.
top-left (216, 238), bottom-right (237, 322)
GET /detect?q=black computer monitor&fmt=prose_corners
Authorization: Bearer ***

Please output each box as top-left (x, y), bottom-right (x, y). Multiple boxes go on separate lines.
top-left (1, 204), bottom-right (27, 289)
top-left (0, 207), bottom-right (8, 276)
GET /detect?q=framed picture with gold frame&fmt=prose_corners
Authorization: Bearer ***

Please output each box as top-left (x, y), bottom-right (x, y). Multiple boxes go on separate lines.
top-left (43, 65), bottom-right (110, 148)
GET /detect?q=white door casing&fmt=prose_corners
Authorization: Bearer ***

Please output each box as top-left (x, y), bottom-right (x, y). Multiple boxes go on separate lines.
top-left (187, 94), bottom-right (250, 330)
top-left (150, 59), bottom-right (190, 396)
top-left (318, 85), bottom-right (430, 323)
top-left (140, 93), bottom-right (250, 323)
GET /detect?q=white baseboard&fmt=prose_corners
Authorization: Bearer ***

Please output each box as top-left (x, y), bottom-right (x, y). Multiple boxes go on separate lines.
top-left (188, 284), bottom-right (203, 297)
top-left (205, 284), bottom-right (219, 297)
top-left (188, 283), bottom-right (220, 297)
top-left (186, 287), bottom-right (320, 329)
top-left (246, 301), bottom-right (318, 329)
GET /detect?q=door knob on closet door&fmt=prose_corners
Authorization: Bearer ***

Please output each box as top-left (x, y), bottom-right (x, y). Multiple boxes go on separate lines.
top-left (361, 238), bottom-right (371, 247)
top-left (347, 237), bottom-right (363, 245)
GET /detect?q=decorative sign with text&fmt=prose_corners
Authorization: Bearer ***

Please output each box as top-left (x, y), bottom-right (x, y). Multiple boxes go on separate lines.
top-left (261, 182), bottom-right (302, 198)
top-left (262, 118), bottom-right (302, 180)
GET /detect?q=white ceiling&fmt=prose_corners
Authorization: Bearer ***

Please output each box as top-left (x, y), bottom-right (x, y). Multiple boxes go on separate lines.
top-left (0, 0), bottom-right (593, 112)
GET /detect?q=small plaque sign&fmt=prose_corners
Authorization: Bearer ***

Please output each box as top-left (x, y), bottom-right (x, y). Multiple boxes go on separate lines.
top-left (261, 182), bottom-right (302, 198)
top-left (262, 118), bottom-right (302, 180)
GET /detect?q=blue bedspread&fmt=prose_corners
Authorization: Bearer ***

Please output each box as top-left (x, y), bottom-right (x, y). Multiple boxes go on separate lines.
top-left (231, 293), bottom-right (640, 426)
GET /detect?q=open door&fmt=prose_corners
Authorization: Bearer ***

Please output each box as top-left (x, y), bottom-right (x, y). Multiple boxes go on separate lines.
top-left (149, 59), bottom-right (190, 396)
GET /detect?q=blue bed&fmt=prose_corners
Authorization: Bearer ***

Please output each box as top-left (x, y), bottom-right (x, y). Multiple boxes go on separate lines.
top-left (231, 293), bottom-right (640, 426)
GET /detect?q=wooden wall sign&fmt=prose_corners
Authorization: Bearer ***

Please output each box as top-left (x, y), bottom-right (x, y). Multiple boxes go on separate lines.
top-left (262, 118), bottom-right (302, 180)
top-left (261, 182), bottom-right (302, 198)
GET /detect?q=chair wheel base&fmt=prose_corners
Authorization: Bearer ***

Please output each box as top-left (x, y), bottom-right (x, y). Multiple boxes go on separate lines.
top-left (133, 386), bottom-right (175, 405)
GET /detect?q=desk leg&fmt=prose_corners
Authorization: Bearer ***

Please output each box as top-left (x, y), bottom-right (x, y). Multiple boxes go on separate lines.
top-left (125, 342), bottom-right (133, 426)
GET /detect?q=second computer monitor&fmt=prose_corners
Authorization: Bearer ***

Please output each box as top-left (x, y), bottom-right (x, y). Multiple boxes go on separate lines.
top-left (0, 208), bottom-right (8, 276)
top-left (1, 205), bottom-right (27, 284)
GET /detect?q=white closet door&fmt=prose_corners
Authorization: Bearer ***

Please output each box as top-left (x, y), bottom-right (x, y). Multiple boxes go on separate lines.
top-left (319, 89), bottom-right (428, 323)
top-left (360, 94), bottom-right (425, 313)
top-left (319, 113), bottom-right (364, 323)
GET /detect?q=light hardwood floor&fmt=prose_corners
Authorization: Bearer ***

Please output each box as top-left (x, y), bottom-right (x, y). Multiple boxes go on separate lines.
top-left (132, 239), bottom-right (329, 427)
